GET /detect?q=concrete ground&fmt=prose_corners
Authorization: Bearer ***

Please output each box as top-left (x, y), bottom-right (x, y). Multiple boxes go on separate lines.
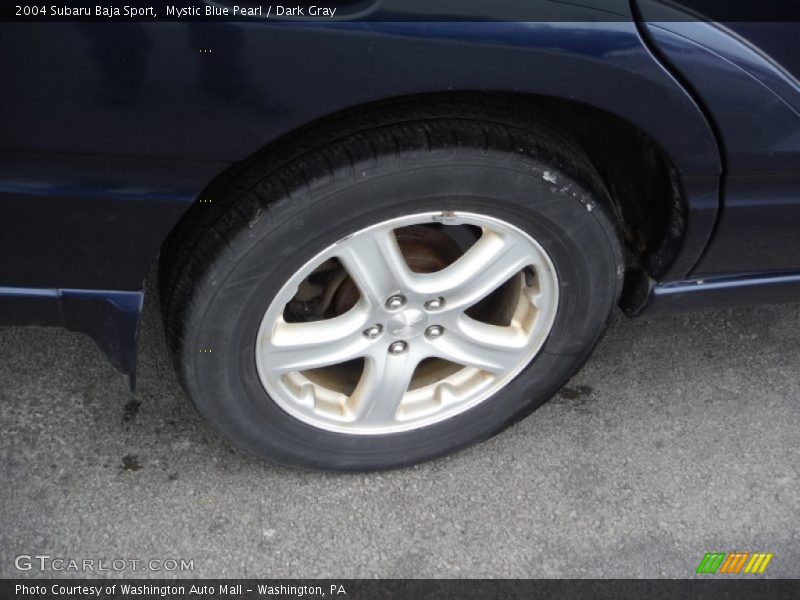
top-left (1, 289), bottom-right (798, 578)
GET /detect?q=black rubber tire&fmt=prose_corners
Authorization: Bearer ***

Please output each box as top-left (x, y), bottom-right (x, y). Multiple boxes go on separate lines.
top-left (161, 111), bottom-right (623, 471)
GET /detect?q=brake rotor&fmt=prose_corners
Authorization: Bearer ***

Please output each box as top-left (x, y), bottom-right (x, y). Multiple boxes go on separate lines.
top-left (332, 225), bottom-right (463, 315)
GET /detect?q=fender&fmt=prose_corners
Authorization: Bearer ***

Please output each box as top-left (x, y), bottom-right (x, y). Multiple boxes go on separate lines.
top-left (636, 6), bottom-right (800, 276)
top-left (0, 9), bottom-right (727, 377)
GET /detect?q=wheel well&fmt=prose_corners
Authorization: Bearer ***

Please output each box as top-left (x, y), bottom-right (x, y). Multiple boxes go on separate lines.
top-left (531, 95), bottom-right (685, 279)
top-left (160, 92), bottom-right (685, 307)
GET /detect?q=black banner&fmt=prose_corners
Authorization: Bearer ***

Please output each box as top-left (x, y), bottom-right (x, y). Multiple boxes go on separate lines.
top-left (2, 579), bottom-right (800, 600)
top-left (3, 0), bottom-right (800, 23)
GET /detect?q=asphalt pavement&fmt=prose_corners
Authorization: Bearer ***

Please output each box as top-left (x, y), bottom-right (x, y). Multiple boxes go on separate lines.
top-left (1, 286), bottom-right (798, 578)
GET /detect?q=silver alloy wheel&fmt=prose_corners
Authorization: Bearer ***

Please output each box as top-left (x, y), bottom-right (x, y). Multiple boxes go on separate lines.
top-left (255, 211), bottom-right (559, 435)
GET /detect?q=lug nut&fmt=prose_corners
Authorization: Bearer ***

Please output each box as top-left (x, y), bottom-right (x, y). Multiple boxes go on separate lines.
top-left (363, 324), bottom-right (383, 339)
top-left (388, 341), bottom-right (408, 355)
top-left (425, 325), bottom-right (444, 339)
top-left (385, 295), bottom-right (407, 310)
top-left (424, 297), bottom-right (445, 311)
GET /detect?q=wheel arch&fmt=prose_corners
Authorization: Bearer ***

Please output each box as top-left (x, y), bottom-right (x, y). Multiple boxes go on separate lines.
top-left (158, 91), bottom-right (692, 317)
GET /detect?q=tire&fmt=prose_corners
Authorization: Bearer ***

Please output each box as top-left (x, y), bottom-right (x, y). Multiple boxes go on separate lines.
top-left (161, 112), bottom-right (623, 471)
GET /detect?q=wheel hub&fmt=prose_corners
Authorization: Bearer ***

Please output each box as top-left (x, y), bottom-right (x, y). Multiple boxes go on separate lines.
top-left (386, 308), bottom-right (428, 340)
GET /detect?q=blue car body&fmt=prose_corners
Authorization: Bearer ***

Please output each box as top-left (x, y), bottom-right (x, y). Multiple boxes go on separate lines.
top-left (1, 1), bottom-right (799, 379)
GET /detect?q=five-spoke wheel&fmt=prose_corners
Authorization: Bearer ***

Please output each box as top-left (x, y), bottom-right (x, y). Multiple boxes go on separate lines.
top-left (256, 212), bottom-right (559, 434)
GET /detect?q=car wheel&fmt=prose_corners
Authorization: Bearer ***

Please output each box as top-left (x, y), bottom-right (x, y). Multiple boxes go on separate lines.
top-left (161, 116), bottom-right (623, 471)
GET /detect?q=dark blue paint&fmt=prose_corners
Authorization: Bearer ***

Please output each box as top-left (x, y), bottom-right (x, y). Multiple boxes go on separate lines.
top-left (0, 6), bottom-right (799, 374)
top-left (60, 290), bottom-right (143, 383)
top-left (0, 19), bottom-right (720, 290)
top-left (0, 152), bottom-right (226, 290)
top-left (0, 287), bottom-right (142, 381)
top-left (1, 22), bottom-right (719, 169)
top-left (637, 17), bottom-right (800, 276)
